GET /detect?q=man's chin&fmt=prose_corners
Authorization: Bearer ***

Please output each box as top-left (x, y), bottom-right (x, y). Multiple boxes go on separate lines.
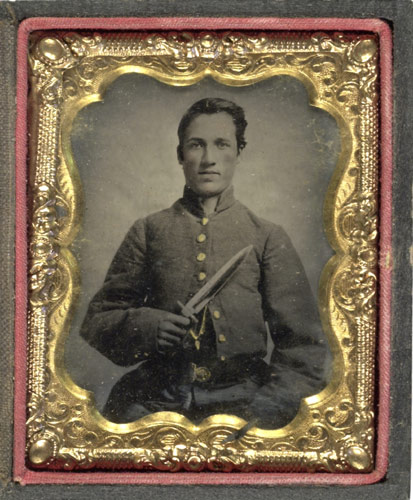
top-left (197, 190), bottom-right (224, 199)
top-left (190, 185), bottom-right (228, 199)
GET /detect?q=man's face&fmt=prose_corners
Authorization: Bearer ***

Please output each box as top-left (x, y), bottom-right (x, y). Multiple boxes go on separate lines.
top-left (178, 112), bottom-right (240, 198)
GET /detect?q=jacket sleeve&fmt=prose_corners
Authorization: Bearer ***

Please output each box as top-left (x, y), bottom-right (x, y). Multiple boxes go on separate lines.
top-left (252, 225), bottom-right (330, 427)
top-left (80, 219), bottom-right (161, 366)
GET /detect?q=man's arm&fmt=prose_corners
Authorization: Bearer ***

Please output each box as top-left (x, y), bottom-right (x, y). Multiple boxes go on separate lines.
top-left (252, 225), bottom-right (329, 427)
top-left (80, 219), bottom-right (189, 366)
top-left (80, 219), bottom-right (156, 365)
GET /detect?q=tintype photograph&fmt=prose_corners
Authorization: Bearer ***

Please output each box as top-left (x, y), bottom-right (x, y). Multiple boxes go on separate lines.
top-left (23, 25), bottom-right (386, 475)
top-left (65, 75), bottom-right (339, 428)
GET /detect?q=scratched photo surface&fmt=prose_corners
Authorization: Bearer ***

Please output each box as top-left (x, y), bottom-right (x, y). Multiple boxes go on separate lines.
top-left (65, 73), bottom-right (340, 428)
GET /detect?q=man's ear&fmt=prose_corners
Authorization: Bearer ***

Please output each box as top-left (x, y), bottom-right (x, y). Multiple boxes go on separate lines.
top-left (236, 150), bottom-right (243, 165)
top-left (177, 145), bottom-right (183, 164)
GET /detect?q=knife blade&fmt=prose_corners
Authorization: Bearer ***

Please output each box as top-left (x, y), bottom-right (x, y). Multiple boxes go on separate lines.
top-left (177, 244), bottom-right (253, 321)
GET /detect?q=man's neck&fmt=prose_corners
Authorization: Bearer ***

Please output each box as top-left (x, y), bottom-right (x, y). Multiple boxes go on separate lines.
top-left (182, 185), bottom-right (235, 216)
top-left (199, 195), bottom-right (219, 215)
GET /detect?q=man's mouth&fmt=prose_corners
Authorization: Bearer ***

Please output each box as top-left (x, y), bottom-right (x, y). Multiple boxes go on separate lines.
top-left (199, 171), bottom-right (220, 175)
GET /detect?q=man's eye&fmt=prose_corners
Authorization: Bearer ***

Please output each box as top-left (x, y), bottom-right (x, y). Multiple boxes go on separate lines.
top-left (188, 142), bottom-right (202, 149)
top-left (216, 141), bottom-right (230, 149)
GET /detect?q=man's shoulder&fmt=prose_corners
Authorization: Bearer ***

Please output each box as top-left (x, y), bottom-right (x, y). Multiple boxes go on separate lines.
top-left (148, 200), bottom-right (189, 225)
top-left (128, 202), bottom-right (182, 233)
top-left (235, 201), bottom-right (284, 235)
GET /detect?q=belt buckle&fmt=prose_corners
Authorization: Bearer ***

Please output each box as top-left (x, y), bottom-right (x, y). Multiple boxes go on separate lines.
top-left (190, 363), bottom-right (211, 382)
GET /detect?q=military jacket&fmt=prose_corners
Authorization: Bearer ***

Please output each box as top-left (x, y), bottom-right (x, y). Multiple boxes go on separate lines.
top-left (81, 186), bottom-right (327, 387)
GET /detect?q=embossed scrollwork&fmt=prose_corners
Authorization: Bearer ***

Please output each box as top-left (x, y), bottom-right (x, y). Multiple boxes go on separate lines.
top-left (27, 30), bottom-right (379, 472)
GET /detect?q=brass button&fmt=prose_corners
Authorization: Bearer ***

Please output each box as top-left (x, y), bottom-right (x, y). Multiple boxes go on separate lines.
top-left (197, 253), bottom-right (206, 262)
top-left (218, 334), bottom-right (226, 343)
top-left (220, 355), bottom-right (226, 361)
top-left (213, 310), bottom-right (221, 319)
top-left (198, 272), bottom-right (207, 281)
top-left (201, 217), bottom-right (209, 226)
top-left (197, 233), bottom-right (207, 243)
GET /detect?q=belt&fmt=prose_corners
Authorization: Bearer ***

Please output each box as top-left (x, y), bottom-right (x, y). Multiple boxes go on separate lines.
top-left (186, 355), bottom-right (270, 385)
top-left (189, 362), bottom-right (212, 382)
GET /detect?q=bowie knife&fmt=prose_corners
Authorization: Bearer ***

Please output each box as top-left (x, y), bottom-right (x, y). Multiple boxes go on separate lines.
top-left (175, 244), bottom-right (253, 407)
top-left (177, 244), bottom-right (253, 322)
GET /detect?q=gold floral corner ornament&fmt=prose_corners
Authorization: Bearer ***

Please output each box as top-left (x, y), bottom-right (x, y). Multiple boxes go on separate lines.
top-left (27, 30), bottom-right (379, 472)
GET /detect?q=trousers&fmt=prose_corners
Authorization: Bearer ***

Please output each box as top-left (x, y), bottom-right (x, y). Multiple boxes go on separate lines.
top-left (102, 354), bottom-right (290, 427)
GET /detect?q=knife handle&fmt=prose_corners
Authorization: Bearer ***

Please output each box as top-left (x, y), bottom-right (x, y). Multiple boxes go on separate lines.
top-left (177, 300), bottom-right (198, 324)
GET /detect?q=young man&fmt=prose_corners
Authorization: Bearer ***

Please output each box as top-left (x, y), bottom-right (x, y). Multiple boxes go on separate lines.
top-left (81, 97), bottom-right (329, 428)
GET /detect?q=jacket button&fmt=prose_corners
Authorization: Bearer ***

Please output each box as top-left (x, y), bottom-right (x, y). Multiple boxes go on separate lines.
top-left (220, 355), bottom-right (226, 361)
top-left (201, 217), bottom-right (209, 226)
top-left (197, 253), bottom-right (206, 262)
top-left (197, 233), bottom-right (207, 243)
top-left (218, 334), bottom-right (226, 343)
top-left (213, 310), bottom-right (221, 319)
top-left (198, 272), bottom-right (207, 281)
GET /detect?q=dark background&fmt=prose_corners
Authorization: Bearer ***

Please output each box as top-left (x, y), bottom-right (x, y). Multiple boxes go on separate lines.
top-left (0, 1), bottom-right (411, 499)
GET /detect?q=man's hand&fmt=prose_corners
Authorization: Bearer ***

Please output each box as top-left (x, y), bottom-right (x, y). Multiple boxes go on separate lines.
top-left (156, 311), bottom-right (190, 353)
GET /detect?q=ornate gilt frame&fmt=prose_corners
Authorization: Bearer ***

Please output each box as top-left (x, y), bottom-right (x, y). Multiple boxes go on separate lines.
top-left (27, 29), bottom-right (379, 473)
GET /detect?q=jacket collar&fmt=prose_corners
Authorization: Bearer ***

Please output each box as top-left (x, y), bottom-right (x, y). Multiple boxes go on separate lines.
top-left (179, 185), bottom-right (236, 217)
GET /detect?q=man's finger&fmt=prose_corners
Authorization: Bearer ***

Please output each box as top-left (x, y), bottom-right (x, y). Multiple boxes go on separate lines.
top-left (166, 313), bottom-right (191, 327)
top-left (161, 322), bottom-right (187, 337)
top-left (158, 340), bottom-right (174, 348)
top-left (157, 338), bottom-right (175, 351)
top-left (158, 331), bottom-right (182, 344)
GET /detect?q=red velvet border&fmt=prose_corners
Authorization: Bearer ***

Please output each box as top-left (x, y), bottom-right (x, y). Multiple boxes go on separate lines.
top-left (14, 17), bottom-right (393, 486)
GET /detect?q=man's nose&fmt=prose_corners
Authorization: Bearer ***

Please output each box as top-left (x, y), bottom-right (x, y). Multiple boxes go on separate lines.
top-left (201, 146), bottom-right (216, 166)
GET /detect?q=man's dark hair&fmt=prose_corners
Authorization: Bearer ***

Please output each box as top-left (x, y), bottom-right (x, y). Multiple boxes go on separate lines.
top-left (177, 97), bottom-right (248, 160)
